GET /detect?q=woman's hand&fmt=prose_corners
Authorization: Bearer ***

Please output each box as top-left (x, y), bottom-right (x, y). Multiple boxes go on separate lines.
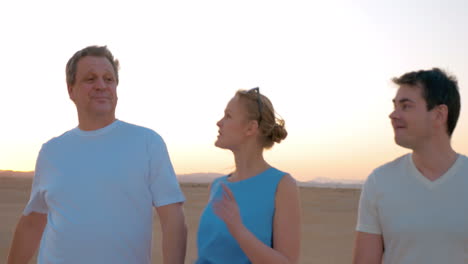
top-left (213, 183), bottom-right (245, 234)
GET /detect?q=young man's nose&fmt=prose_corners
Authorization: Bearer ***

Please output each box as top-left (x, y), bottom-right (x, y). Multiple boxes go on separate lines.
top-left (389, 109), bottom-right (399, 120)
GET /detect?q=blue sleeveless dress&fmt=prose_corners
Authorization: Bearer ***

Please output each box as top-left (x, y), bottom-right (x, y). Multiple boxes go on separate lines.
top-left (196, 167), bottom-right (286, 264)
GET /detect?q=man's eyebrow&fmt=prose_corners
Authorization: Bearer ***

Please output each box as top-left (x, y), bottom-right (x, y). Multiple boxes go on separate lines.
top-left (392, 98), bottom-right (414, 104)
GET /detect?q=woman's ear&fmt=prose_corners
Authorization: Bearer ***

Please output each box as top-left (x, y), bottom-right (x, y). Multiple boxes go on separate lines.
top-left (245, 120), bottom-right (260, 136)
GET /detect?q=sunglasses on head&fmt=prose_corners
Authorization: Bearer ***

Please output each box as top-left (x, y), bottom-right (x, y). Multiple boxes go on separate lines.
top-left (247, 87), bottom-right (263, 124)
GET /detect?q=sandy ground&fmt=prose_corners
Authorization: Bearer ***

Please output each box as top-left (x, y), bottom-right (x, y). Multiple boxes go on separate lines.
top-left (0, 176), bottom-right (360, 264)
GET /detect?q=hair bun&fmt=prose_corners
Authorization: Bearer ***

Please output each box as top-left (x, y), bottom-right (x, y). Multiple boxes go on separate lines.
top-left (270, 120), bottom-right (287, 143)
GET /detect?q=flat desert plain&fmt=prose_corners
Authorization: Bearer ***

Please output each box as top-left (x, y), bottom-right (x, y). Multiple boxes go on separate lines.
top-left (0, 176), bottom-right (361, 264)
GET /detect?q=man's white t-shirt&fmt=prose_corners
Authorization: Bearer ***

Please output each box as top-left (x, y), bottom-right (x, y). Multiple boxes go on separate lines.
top-left (357, 153), bottom-right (468, 264)
top-left (24, 120), bottom-right (185, 264)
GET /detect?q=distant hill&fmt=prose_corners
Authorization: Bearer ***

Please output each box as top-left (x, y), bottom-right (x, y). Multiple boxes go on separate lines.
top-left (0, 170), bottom-right (363, 188)
top-left (298, 177), bottom-right (363, 189)
top-left (0, 170), bottom-right (34, 178)
top-left (177, 173), bottom-right (224, 183)
top-left (0, 170), bottom-right (224, 182)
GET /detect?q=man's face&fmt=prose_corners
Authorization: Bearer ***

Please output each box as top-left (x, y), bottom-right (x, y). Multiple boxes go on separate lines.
top-left (68, 56), bottom-right (118, 118)
top-left (389, 84), bottom-right (435, 149)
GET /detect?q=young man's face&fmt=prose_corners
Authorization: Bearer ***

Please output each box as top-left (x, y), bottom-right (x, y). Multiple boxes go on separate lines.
top-left (389, 84), bottom-right (435, 149)
top-left (68, 56), bottom-right (118, 118)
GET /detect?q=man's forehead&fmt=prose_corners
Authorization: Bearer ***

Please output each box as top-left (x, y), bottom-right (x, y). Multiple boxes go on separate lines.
top-left (393, 84), bottom-right (423, 100)
top-left (77, 56), bottom-right (114, 73)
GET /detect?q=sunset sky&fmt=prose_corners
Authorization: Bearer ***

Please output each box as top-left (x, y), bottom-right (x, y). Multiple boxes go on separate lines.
top-left (1, 0), bottom-right (468, 182)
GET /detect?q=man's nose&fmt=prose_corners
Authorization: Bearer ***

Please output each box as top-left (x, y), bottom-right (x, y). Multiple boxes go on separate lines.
top-left (94, 77), bottom-right (106, 89)
top-left (389, 109), bottom-right (398, 120)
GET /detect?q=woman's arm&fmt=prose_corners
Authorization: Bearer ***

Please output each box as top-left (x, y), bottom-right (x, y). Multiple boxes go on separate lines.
top-left (213, 175), bottom-right (301, 264)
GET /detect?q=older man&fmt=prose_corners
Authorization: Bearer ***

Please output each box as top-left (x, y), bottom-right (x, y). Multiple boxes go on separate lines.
top-left (8, 45), bottom-right (187, 264)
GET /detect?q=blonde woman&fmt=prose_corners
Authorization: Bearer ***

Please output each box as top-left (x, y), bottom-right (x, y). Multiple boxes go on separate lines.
top-left (196, 88), bottom-right (301, 264)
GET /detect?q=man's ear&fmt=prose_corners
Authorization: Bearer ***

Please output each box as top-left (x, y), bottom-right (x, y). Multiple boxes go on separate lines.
top-left (67, 85), bottom-right (75, 101)
top-left (434, 104), bottom-right (448, 128)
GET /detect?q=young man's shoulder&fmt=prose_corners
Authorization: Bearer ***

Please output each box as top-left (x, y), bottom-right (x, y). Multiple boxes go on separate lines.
top-left (456, 153), bottom-right (468, 163)
top-left (376, 153), bottom-right (409, 171)
top-left (369, 153), bottom-right (411, 181)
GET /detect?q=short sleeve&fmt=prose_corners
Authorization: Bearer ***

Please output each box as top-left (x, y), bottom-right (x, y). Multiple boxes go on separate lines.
top-left (23, 145), bottom-right (48, 215)
top-left (148, 132), bottom-right (185, 207)
top-left (356, 171), bottom-right (382, 234)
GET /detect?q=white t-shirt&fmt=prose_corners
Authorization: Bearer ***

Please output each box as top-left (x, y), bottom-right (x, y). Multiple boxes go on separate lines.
top-left (357, 153), bottom-right (468, 264)
top-left (24, 120), bottom-right (185, 264)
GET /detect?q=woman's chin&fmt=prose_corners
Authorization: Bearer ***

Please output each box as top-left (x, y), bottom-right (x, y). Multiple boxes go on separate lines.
top-left (214, 140), bottom-right (228, 149)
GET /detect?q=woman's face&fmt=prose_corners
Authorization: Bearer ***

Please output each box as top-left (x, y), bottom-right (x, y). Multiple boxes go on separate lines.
top-left (215, 95), bottom-right (251, 150)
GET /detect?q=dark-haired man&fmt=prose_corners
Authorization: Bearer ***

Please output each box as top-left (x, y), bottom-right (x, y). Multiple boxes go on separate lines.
top-left (7, 46), bottom-right (187, 264)
top-left (353, 68), bottom-right (468, 264)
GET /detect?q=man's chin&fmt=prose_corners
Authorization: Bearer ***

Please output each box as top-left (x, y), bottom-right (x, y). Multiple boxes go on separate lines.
top-left (394, 137), bottom-right (413, 150)
top-left (90, 102), bottom-right (116, 113)
top-left (90, 107), bottom-right (116, 117)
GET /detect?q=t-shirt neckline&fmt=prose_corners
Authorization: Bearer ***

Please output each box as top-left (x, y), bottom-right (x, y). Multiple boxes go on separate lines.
top-left (408, 153), bottom-right (463, 189)
top-left (71, 119), bottom-right (121, 137)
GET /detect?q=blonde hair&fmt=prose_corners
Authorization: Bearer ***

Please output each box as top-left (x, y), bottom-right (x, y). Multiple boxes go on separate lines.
top-left (236, 89), bottom-right (287, 149)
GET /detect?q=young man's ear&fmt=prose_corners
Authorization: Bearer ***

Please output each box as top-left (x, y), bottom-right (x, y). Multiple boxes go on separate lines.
top-left (434, 104), bottom-right (448, 128)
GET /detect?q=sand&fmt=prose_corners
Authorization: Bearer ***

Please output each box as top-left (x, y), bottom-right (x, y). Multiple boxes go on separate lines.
top-left (0, 176), bottom-right (360, 264)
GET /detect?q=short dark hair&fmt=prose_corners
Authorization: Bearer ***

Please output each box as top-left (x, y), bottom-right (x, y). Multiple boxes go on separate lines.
top-left (392, 68), bottom-right (460, 136)
top-left (66, 45), bottom-right (119, 86)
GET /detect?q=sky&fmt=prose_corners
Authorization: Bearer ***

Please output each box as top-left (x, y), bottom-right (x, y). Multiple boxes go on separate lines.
top-left (1, 0), bottom-right (468, 182)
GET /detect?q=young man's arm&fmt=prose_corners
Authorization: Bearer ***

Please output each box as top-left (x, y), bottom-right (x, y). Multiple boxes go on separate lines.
top-left (352, 232), bottom-right (383, 264)
top-left (7, 212), bottom-right (47, 264)
top-left (354, 169), bottom-right (384, 264)
top-left (156, 202), bottom-right (187, 264)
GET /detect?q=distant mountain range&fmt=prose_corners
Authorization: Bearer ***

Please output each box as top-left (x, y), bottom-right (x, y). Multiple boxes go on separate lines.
top-left (177, 173), bottom-right (224, 183)
top-left (177, 173), bottom-right (363, 188)
top-left (0, 171), bottom-right (363, 189)
top-left (0, 170), bottom-right (34, 178)
top-left (298, 177), bottom-right (363, 189)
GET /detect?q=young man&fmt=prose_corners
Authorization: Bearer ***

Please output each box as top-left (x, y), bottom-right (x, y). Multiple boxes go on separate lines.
top-left (7, 46), bottom-right (187, 264)
top-left (353, 68), bottom-right (468, 264)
